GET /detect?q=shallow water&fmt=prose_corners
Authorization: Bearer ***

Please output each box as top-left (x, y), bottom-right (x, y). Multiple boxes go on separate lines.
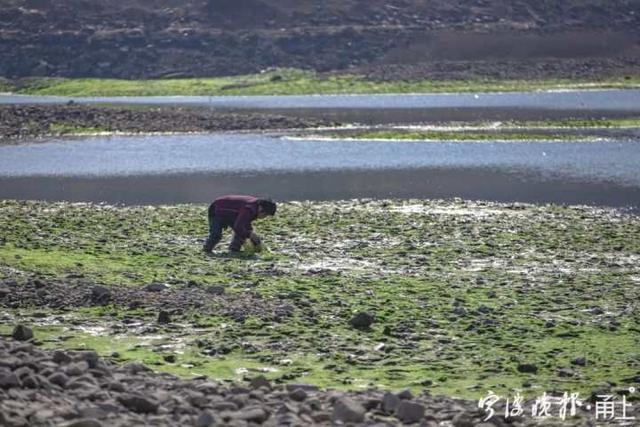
top-left (2, 89), bottom-right (640, 110)
top-left (0, 133), bottom-right (639, 209)
top-left (1, 133), bottom-right (639, 184)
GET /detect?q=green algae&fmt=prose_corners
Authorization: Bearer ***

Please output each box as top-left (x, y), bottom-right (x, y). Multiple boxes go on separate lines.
top-left (10, 70), bottom-right (640, 96)
top-left (333, 130), bottom-right (585, 141)
top-left (47, 123), bottom-right (110, 136)
top-left (1, 199), bottom-right (639, 400)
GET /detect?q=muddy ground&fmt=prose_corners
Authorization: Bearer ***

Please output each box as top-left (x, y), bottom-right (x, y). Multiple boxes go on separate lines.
top-left (0, 105), bottom-right (333, 143)
top-left (1, 199), bottom-right (639, 425)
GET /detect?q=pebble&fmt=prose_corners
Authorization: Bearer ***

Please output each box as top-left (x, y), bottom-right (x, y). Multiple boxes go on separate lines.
top-left (157, 310), bottom-right (171, 324)
top-left (349, 312), bottom-right (375, 329)
top-left (517, 363), bottom-right (538, 374)
top-left (572, 357), bottom-right (587, 366)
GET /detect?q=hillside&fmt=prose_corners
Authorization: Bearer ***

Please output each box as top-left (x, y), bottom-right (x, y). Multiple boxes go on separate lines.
top-left (1, 0), bottom-right (639, 79)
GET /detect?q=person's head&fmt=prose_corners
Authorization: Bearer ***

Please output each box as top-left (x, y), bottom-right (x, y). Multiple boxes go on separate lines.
top-left (257, 199), bottom-right (277, 219)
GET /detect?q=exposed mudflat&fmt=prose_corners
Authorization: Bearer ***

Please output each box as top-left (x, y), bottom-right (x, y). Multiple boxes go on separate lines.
top-left (1, 199), bottom-right (639, 426)
top-left (0, 105), bottom-right (333, 142)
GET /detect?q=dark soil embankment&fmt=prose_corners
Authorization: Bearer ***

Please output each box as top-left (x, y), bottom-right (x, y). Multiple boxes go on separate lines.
top-left (1, 0), bottom-right (639, 79)
top-left (0, 105), bottom-right (333, 142)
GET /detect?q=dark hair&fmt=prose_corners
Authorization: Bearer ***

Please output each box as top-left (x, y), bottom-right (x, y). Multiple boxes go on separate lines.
top-left (257, 199), bottom-right (277, 216)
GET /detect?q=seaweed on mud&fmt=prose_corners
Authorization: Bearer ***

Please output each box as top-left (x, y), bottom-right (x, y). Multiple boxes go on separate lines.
top-left (1, 199), bottom-right (639, 400)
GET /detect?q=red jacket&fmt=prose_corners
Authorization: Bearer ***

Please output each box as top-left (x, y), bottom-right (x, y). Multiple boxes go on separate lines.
top-left (211, 195), bottom-right (259, 239)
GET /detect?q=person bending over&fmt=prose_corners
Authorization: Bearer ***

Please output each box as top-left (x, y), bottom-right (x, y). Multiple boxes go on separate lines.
top-left (203, 195), bottom-right (277, 253)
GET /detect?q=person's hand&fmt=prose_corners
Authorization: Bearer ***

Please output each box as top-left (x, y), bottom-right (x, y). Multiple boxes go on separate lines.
top-left (250, 232), bottom-right (262, 246)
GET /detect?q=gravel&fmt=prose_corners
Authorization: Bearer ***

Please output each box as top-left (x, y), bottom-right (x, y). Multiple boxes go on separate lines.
top-left (0, 334), bottom-right (506, 426)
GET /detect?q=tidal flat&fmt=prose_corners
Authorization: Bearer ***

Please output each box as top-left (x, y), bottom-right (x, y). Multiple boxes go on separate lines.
top-left (6, 70), bottom-right (640, 96)
top-left (1, 199), bottom-right (639, 403)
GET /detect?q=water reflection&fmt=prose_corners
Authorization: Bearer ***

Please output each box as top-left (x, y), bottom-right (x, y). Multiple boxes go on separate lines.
top-left (1, 168), bottom-right (639, 210)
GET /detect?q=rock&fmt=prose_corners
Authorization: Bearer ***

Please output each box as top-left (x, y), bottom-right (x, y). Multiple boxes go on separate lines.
top-left (21, 374), bottom-right (39, 388)
top-left (0, 372), bottom-right (21, 389)
top-left (195, 381), bottom-right (218, 394)
top-left (195, 411), bottom-right (217, 427)
top-left (121, 362), bottom-right (150, 374)
top-left (76, 351), bottom-right (100, 369)
top-left (452, 413), bottom-right (475, 427)
top-left (285, 384), bottom-right (319, 392)
top-left (211, 402), bottom-right (238, 412)
top-left (66, 374), bottom-right (98, 390)
top-left (157, 310), bottom-right (171, 324)
top-left (145, 283), bottom-right (167, 292)
top-left (289, 388), bottom-right (308, 402)
top-left (48, 371), bottom-right (70, 387)
top-left (117, 394), bottom-right (159, 414)
top-left (0, 287), bottom-right (10, 298)
top-left (362, 398), bottom-right (380, 411)
top-left (557, 367), bottom-right (575, 377)
top-left (382, 392), bottom-right (400, 413)
top-left (106, 381), bottom-right (126, 392)
top-left (477, 305), bottom-right (493, 314)
top-left (349, 312), bottom-right (374, 329)
top-left (397, 389), bottom-right (413, 400)
top-left (453, 306), bottom-right (468, 316)
top-left (331, 397), bottom-right (365, 423)
top-left (249, 375), bottom-right (271, 390)
top-left (234, 407), bottom-right (269, 423)
top-left (66, 361), bottom-right (89, 376)
top-left (163, 354), bottom-right (176, 363)
top-left (12, 324), bottom-right (33, 341)
top-left (90, 286), bottom-right (111, 305)
top-left (571, 357), bottom-right (587, 366)
top-left (63, 419), bottom-right (103, 427)
top-left (53, 350), bottom-right (72, 365)
top-left (206, 285), bottom-right (225, 295)
top-left (229, 386), bottom-right (250, 394)
top-left (395, 400), bottom-right (426, 423)
top-left (517, 363), bottom-right (538, 374)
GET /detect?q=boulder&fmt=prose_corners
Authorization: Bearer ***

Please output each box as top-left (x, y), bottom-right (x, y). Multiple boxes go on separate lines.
top-left (12, 324), bottom-right (33, 341)
top-left (332, 397), bottom-right (365, 423)
top-left (349, 312), bottom-right (374, 329)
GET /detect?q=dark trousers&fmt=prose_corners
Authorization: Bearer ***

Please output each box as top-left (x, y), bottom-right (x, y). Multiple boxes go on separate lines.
top-left (204, 203), bottom-right (224, 252)
top-left (205, 207), bottom-right (246, 251)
